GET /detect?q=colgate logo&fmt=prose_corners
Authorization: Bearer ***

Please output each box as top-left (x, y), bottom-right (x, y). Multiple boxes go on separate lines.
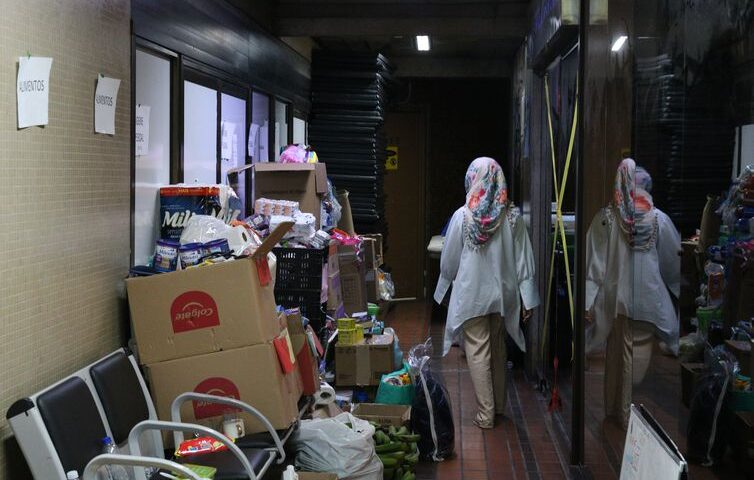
top-left (170, 291), bottom-right (220, 333)
top-left (192, 377), bottom-right (241, 419)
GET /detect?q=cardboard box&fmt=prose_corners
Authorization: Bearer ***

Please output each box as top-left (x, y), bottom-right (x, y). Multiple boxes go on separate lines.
top-left (365, 268), bottom-right (380, 304)
top-left (327, 272), bottom-right (343, 311)
top-left (335, 333), bottom-right (394, 386)
top-left (127, 224), bottom-right (292, 365)
top-left (146, 343), bottom-right (302, 438)
top-left (127, 256), bottom-right (281, 364)
top-left (338, 246), bottom-right (367, 315)
top-left (253, 162), bottom-right (328, 226)
top-left (336, 190), bottom-right (355, 235)
top-left (681, 362), bottom-right (704, 408)
top-left (327, 243), bottom-right (340, 276)
top-left (351, 403), bottom-right (411, 427)
top-left (286, 310), bottom-right (319, 395)
top-left (361, 235), bottom-right (383, 269)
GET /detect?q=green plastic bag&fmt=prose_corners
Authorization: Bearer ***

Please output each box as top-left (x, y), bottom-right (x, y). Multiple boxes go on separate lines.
top-left (375, 362), bottom-right (415, 405)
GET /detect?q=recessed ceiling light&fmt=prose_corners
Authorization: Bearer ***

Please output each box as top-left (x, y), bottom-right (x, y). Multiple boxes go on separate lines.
top-left (416, 35), bottom-right (431, 52)
top-left (611, 35), bottom-right (628, 52)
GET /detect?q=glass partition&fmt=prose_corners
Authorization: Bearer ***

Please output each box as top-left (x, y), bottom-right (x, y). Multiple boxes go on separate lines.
top-left (183, 80), bottom-right (218, 185)
top-left (134, 49), bottom-right (171, 266)
top-left (220, 92), bottom-right (247, 216)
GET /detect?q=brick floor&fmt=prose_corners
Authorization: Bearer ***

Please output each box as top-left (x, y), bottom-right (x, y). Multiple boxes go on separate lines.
top-left (384, 301), bottom-right (571, 480)
top-left (383, 300), bottom-right (751, 479)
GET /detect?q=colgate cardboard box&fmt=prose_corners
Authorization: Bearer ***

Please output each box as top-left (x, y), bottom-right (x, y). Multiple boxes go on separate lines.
top-left (145, 342), bottom-right (303, 438)
top-left (127, 224), bottom-right (292, 365)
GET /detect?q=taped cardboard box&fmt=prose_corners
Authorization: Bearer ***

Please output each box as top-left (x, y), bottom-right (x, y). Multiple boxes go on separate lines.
top-left (335, 333), bottom-right (394, 386)
top-left (253, 162), bottom-right (328, 226)
top-left (338, 245), bottom-right (367, 315)
top-left (146, 342), bottom-right (302, 440)
top-left (327, 272), bottom-right (344, 310)
top-left (351, 403), bottom-right (411, 428)
top-left (285, 310), bottom-right (319, 395)
top-left (127, 224), bottom-right (292, 365)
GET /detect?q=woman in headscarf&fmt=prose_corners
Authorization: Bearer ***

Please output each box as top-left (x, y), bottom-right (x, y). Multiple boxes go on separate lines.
top-left (585, 158), bottom-right (680, 429)
top-left (434, 157), bottom-right (540, 429)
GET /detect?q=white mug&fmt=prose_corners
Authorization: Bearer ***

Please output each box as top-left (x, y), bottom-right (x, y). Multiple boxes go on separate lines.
top-left (222, 417), bottom-right (245, 440)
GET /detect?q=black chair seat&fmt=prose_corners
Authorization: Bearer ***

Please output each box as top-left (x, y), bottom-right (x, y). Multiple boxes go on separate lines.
top-left (175, 448), bottom-right (272, 480)
top-left (235, 428), bottom-right (289, 449)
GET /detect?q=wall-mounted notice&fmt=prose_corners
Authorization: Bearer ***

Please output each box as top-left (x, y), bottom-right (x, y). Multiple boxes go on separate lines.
top-left (94, 76), bottom-right (121, 135)
top-left (17, 56), bottom-right (53, 129)
top-left (135, 105), bottom-right (151, 156)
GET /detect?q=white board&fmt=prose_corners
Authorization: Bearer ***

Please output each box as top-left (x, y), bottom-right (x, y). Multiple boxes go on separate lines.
top-left (620, 405), bottom-right (686, 480)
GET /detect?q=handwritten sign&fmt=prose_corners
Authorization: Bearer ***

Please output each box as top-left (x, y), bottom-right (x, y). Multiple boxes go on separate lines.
top-left (17, 56), bottom-right (53, 128)
top-left (94, 76), bottom-right (121, 135)
top-left (135, 105), bottom-right (150, 156)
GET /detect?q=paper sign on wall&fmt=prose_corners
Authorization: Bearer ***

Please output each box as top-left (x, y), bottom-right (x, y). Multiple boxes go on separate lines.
top-left (94, 76), bottom-right (121, 135)
top-left (17, 56), bottom-right (53, 129)
top-left (135, 105), bottom-right (151, 156)
top-left (221, 121), bottom-right (236, 161)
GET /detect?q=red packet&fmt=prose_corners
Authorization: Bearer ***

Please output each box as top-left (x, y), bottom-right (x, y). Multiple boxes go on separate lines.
top-left (273, 329), bottom-right (296, 374)
top-left (255, 256), bottom-right (271, 286)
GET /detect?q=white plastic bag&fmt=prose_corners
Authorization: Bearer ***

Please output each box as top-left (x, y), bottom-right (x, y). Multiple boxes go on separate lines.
top-left (180, 215), bottom-right (254, 255)
top-left (291, 413), bottom-right (383, 480)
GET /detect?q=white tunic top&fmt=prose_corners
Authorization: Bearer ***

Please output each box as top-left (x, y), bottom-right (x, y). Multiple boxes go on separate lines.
top-left (585, 207), bottom-right (681, 354)
top-left (434, 207), bottom-right (540, 356)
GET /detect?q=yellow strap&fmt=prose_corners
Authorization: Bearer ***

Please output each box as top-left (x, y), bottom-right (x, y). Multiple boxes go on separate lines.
top-left (540, 74), bottom-right (579, 363)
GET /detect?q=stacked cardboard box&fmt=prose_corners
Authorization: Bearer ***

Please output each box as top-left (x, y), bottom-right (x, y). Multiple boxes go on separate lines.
top-left (253, 162), bottom-right (328, 226)
top-left (326, 243), bottom-right (345, 318)
top-left (338, 244), bottom-right (368, 315)
top-left (335, 332), bottom-right (394, 386)
top-left (126, 232), bottom-right (304, 436)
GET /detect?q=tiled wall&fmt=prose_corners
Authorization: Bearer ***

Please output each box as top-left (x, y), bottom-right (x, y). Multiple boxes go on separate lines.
top-left (0, 0), bottom-right (131, 477)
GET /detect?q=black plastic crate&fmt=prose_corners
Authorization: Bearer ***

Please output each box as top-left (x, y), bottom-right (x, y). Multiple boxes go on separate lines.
top-left (275, 289), bottom-right (327, 331)
top-left (273, 247), bottom-right (328, 291)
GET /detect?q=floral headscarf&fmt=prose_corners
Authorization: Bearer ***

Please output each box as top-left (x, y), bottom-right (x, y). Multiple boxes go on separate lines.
top-left (613, 158), bottom-right (656, 250)
top-left (463, 157), bottom-right (508, 248)
top-left (635, 166), bottom-right (652, 193)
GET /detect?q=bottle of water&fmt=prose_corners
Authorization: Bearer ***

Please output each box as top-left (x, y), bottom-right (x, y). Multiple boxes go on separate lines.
top-left (99, 437), bottom-right (130, 480)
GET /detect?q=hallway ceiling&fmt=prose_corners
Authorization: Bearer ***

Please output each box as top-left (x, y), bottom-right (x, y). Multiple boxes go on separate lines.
top-left (271, 0), bottom-right (531, 78)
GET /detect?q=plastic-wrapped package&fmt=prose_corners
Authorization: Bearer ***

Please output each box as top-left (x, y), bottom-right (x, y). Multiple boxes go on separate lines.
top-left (687, 345), bottom-right (738, 466)
top-left (179, 215), bottom-right (256, 256)
top-left (378, 269), bottom-right (395, 301)
top-left (291, 413), bottom-right (382, 480)
top-left (159, 184), bottom-right (242, 240)
top-left (678, 332), bottom-right (706, 363)
top-left (320, 179), bottom-right (342, 231)
top-left (408, 339), bottom-right (455, 461)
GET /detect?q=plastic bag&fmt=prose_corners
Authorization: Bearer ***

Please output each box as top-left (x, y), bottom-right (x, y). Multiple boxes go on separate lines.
top-left (320, 179), bottom-right (342, 231)
top-left (378, 269), bottom-right (395, 301)
top-left (179, 215), bottom-right (255, 256)
top-left (291, 412), bottom-right (382, 480)
top-left (408, 338), bottom-right (455, 461)
top-left (375, 362), bottom-right (415, 405)
top-left (687, 346), bottom-right (737, 466)
top-left (678, 332), bottom-right (706, 363)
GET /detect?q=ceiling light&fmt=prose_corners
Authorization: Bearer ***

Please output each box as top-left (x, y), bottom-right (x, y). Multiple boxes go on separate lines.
top-left (611, 35), bottom-right (628, 52)
top-left (416, 35), bottom-right (431, 52)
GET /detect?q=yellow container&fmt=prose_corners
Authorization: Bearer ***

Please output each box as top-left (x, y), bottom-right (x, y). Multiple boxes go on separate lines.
top-left (337, 318), bottom-right (356, 330)
top-left (339, 327), bottom-right (360, 346)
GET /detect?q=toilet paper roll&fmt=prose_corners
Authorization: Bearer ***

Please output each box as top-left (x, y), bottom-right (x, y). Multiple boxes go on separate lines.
top-left (314, 382), bottom-right (336, 406)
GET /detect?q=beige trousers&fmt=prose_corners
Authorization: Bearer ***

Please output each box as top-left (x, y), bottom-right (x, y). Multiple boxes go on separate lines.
top-left (463, 314), bottom-right (508, 427)
top-left (604, 315), bottom-right (654, 427)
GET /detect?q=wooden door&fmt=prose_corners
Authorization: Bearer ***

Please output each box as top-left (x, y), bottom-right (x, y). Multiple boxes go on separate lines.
top-left (384, 111), bottom-right (427, 299)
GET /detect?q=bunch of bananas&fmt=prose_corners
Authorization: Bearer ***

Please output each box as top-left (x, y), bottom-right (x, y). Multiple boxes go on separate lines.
top-left (371, 424), bottom-right (421, 480)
